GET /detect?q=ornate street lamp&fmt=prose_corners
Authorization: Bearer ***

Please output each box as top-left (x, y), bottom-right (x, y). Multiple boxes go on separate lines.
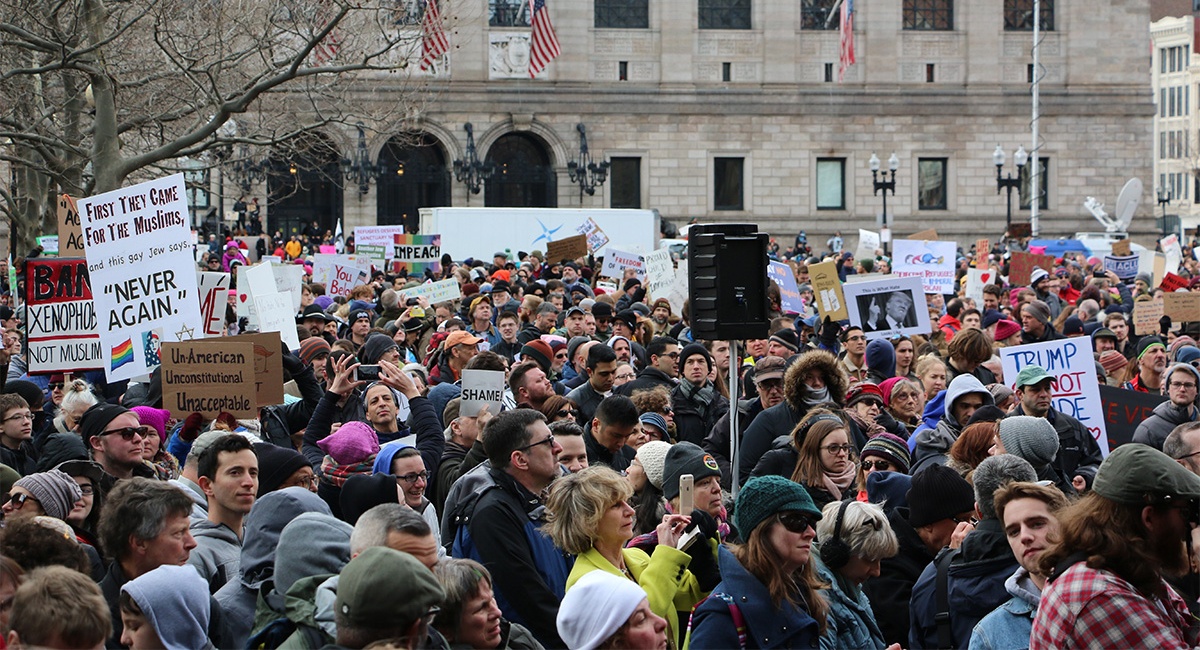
top-left (341, 122), bottom-right (384, 196)
top-left (993, 144), bottom-right (1027, 235)
top-left (870, 152), bottom-right (899, 254)
top-left (566, 123), bottom-right (610, 202)
top-left (452, 123), bottom-right (496, 198)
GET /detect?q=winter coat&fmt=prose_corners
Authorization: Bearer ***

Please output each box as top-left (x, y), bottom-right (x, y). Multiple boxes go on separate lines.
top-left (704, 397), bottom-right (767, 489)
top-left (671, 381), bottom-right (730, 447)
top-left (909, 518), bottom-right (1018, 650)
top-left (259, 365), bottom-right (323, 449)
top-left (613, 366), bottom-right (677, 397)
top-left (739, 350), bottom-right (848, 484)
top-left (911, 375), bottom-right (994, 474)
top-left (187, 520), bottom-right (242, 594)
top-left (687, 545), bottom-right (822, 650)
top-left (814, 555), bottom-right (887, 650)
top-left (447, 620), bottom-right (543, 650)
top-left (565, 381), bottom-right (606, 425)
top-left (276, 573), bottom-right (338, 649)
top-left (583, 428), bottom-right (630, 472)
top-left (1010, 405), bottom-right (1103, 488)
top-left (862, 508), bottom-right (935, 647)
top-left (1133, 399), bottom-right (1199, 450)
top-left (433, 440), bottom-right (471, 516)
top-left (968, 568), bottom-right (1041, 650)
top-left (0, 441), bottom-right (36, 476)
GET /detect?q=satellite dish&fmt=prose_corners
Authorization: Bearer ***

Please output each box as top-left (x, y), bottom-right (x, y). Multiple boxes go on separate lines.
top-left (1114, 178), bottom-right (1142, 232)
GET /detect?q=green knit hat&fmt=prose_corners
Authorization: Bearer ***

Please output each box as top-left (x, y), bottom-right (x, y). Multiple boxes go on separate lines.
top-left (733, 475), bottom-right (822, 538)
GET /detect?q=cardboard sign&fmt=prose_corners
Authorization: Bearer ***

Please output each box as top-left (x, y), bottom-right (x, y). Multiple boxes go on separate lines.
top-left (392, 234), bottom-right (442, 276)
top-left (1165, 291), bottom-right (1200, 321)
top-left (197, 272), bottom-right (231, 337)
top-left (1000, 337), bottom-right (1109, 456)
top-left (253, 291), bottom-right (301, 351)
top-left (460, 369), bottom-right (505, 417)
top-left (1009, 223), bottom-right (1032, 238)
top-left (1160, 272), bottom-right (1189, 293)
top-left (398, 279), bottom-right (461, 305)
top-left (546, 235), bottom-right (588, 263)
top-left (1111, 239), bottom-right (1131, 256)
top-left (600, 247), bottom-right (646, 280)
top-left (965, 268), bottom-right (994, 304)
top-left (57, 194), bottom-right (86, 256)
top-left (1162, 234), bottom-right (1183, 275)
top-left (908, 228), bottom-right (939, 241)
top-left (226, 332), bottom-right (285, 408)
top-left (974, 239), bottom-right (990, 267)
top-left (161, 339), bottom-right (256, 418)
top-left (767, 261), bottom-right (804, 315)
top-left (575, 218), bottom-right (610, 253)
top-left (644, 249), bottom-right (676, 302)
top-left (844, 275), bottom-right (930, 341)
top-left (24, 258), bottom-right (102, 373)
top-left (809, 260), bottom-right (848, 321)
top-left (1009, 252), bottom-right (1056, 286)
top-left (1103, 254), bottom-right (1140, 281)
top-left (77, 174), bottom-right (202, 381)
top-left (856, 230), bottom-right (880, 261)
top-left (1099, 384), bottom-right (1166, 451)
top-left (1138, 251), bottom-right (1166, 288)
top-left (892, 239), bottom-right (956, 294)
top-left (1133, 300), bottom-right (1165, 335)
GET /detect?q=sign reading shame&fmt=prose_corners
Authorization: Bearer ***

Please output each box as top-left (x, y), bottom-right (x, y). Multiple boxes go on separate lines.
top-left (25, 258), bottom-right (102, 373)
top-left (460, 369), bottom-right (504, 417)
top-left (162, 339), bottom-right (256, 418)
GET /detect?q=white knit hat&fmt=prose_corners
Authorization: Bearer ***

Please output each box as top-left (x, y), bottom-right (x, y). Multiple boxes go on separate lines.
top-left (557, 571), bottom-right (648, 650)
top-left (635, 440), bottom-right (672, 491)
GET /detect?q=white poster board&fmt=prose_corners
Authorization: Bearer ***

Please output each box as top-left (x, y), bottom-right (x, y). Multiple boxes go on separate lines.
top-left (643, 249), bottom-right (675, 300)
top-left (892, 239), bottom-right (956, 295)
top-left (965, 268), bottom-right (996, 304)
top-left (397, 279), bottom-right (462, 305)
top-left (1000, 337), bottom-right (1108, 456)
top-left (600, 247), bottom-right (646, 280)
top-left (354, 226), bottom-right (406, 249)
top-left (197, 272), bottom-right (231, 337)
top-left (1162, 234), bottom-right (1183, 276)
top-left (254, 291), bottom-right (301, 351)
top-left (843, 275), bottom-right (930, 341)
top-left (856, 230), bottom-right (880, 261)
top-left (460, 369), bottom-right (505, 417)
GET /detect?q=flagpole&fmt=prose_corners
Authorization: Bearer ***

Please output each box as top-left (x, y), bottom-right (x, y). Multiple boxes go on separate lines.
top-left (823, 0), bottom-right (844, 28)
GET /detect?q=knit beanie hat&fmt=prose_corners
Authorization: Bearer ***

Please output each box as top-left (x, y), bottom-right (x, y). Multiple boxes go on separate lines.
top-left (1030, 267), bottom-right (1049, 286)
top-left (998, 416), bottom-right (1060, 468)
top-left (1167, 362), bottom-right (1200, 388)
top-left (677, 343), bottom-right (713, 375)
top-left (1135, 272), bottom-right (1152, 287)
top-left (966, 405), bottom-right (1007, 427)
top-left (520, 340), bottom-right (554, 373)
top-left (860, 433), bottom-right (911, 474)
top-left (1171, 336), bottom-right (1199, 358)
top-left (253, 443), bottom-right (311, 497)
top-left (1137, 335), bottom-right (1166, 359)
top-left (981, 309), bottom-right (1004, 330)
top-left (987, 383), bottom-right (1014, 406)
top-left (558, 571), bottom-right (650, 650)
top-left (906, 464), bottom-right (976, 528)
top-left (79, 403), bottom-right (131, 443)
top-left (13, 469), bottom-right (82, 521)
top-left (1176, 347), bottom-right (1200, 365)
top-left (768, 330), bottom-right (800, 354)
top-left (1024, 300), bottom-right (1051, 325)
top-left (1062, 316), bottom-right (1085, 337)
top-left (634, 440), bottom-right (672, 491)
top-left (298, 337), bottom-right (332, 367)
top-left (662, 442), bottom-right (721, 500)
top-left (317, 421), bottom-right (381, 466)
top-left (733, 475), bottom-right (822, 539)
top-left (358, 333), bottom-right (399, 365)
top-left (993, 320), bottom-right (1021, 342)
top-left (339, 473), bottom-right (401, 526)
top-left (130, 406), bottom-right (170, 443)
top-left (1098, 349), bottom-right (1129, 377)
top-left (866, 471), bottom-right (912, 514)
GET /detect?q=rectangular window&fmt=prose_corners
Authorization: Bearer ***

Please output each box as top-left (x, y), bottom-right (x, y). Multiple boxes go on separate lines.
top-left (903, 0), bottom-right (953, 30)
top-left (815, 158), bottom-right (845, 210)
top-left (917, 158), bottom-right (948, 210)
top-left (800, 0), bottom-right (839, 30)
top-left (490, 0), bottom-right (529, 26)
top-left (1162, 131), bottom-right (1168, 160)
top-left (618, 61), bottom-right (628, 80)
top-left (722, 62), bottom-right (732, 81)
top-left (1171, 47), bottom-right (1178, 73)
top-left (1162, 88), bottom-right (1167, 118)
top-left (926, 64), bottom-right (935, 82)
top-left (1019, 157), bottom-right (1049, 210)
top-left (1170, 88), bottom-right (1177, 117)
top-left (1027, 64), bottom-right (1034, 83)
top-left (824, 62), bottom-right (834, 82)
top-left (595, 0), bottom-right (649, 29)
top-left (609, 157), bottom-right (642, 209)
top-left (1003, 0), bottom-right (1053, 31)
top-left (713, 157), bottom-right (745, 210)
top-left (1162, 48), bottom-right (1168, 74)
top-left (699, 0), bottom-right (751, 29)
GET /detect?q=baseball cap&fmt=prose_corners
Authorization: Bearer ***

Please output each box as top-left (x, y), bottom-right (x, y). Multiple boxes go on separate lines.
top-left (753, 356), bottom-right (787, 382)
top-left (335, 546), bottom-right (444, 627)
top-left (1093, 444), bottom-right (1200, 505)
top-left (1014, 365), bottom-right (1054, 389)
top-left (444, 331), bottom-right (483, 349)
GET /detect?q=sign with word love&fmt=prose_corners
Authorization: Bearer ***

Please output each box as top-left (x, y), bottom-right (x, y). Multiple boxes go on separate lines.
top-left (24, 258), bottom-right (101, 373)
top-left (1000, 337), bottom-right (1109, 456)
top-left (77, 174), bottom-right (202, 381)
top-left (460, 369), bottom-right (505, 417)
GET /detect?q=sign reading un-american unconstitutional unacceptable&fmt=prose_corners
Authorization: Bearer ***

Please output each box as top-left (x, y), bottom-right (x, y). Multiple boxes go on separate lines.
top-left (77, 174), bottom-right (202, 381)
top-left (25, 258), bottom-right (102, 373)
top-left (161, 339), bottom-right (256, 419)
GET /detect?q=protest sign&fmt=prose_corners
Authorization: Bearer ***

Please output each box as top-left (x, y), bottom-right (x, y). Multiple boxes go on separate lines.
top-left (1099, 385), bottom-right (1166, 451)
top-left (907, 228), bottom-right (938, 241)
top-left (37, 236), bottom-right (59, 255)
top-left (855, 230), bottom-right (880, 261)
top-left (77, 174), bottom-right (202, 381)
top-left (57, 194), bottom-right (86, 256)
top-left (809, 260), bottom-right (847, 320)
top-left (1009, 252), bottom-right (1056, 287)
top-left (546, 235), bottom-right (588, 263)
top-left (1111, 239), bottom-right (1131, 256)
top-left (393, 234), bottom-right (442, 276)
top-left (329, 264), bottom-right (369, 297)
top-left (596, 280), bottom-right (618, 295)
top-left (1000, 337), bottom-right (1109, 456)
top-left (965, 268), bottom-right (994, 304)
top-left (1133, 300), bottom-right (1165, 336)
top-left (1162, 234), bottom-right (1183, 275)
top-left (974, 239), bottom-right (990, 267)
top-left (245, 262), bottom-right (277, 298)
top-left (1103, 254), bottom-right (1139, 281)
top-left (319, 245), bottom-right (336, 254)
top-left (767, 261), bottom-right (804, 315)
top-left (575, 218), bottom-right (611, 253)
top-left (254, 291), bottom-right (301, 351)
top-left (668, 260), bottom-right (689, 316)
top-left (1160, 272), bottom-right (1188, 293)
top-left (354, 226), bottom-right (406, 248)
top-left (355, 245), bottom-right (388, 267)
top-left (1139, 250), bottom-right (1166, 288)
top-left (397, 278), bottom-right (461, 304)
top-left (272, 264), bottom-right (306, 311)
top-left (197, 272), bottom-right (231, 337)
top-left (1164, 291), bottom-right (1200, 322)
top-left (892, 239), bottom-right (955, 294)
top-left (161, 339), bottom-right (256, 418)
top-left (24, 258), bottom-right (101, 373)
top-left (1008, 223), bottom-right (1032, 238)
top-left (600, 247), bottom-right (646, 280)
top-left (460, 369), bottom-right (505, 417)
top-left (643, 249), bottom-right (676, 301)
top-left (844, 276), bottom-right (929, 341)
top-left (226, 332), bottom-right (284, 408)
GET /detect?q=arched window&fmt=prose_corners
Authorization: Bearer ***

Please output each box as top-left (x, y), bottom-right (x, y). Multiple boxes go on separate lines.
top-left (484, 133), bottom-right (557, 208)
top-left (267, 133), bottom-right (343, 238)
top-left (376, 133), bottom-right (449, 233)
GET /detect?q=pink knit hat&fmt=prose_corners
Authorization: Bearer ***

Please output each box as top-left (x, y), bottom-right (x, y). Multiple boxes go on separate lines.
top-left (317, 421), bottom-right (380, 465)
top-left (130, 406), bottom-right (171, 442)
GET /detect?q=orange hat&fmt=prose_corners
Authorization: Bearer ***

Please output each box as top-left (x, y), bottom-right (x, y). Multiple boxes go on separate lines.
top-left (444, 331), bottom-right (483, 349)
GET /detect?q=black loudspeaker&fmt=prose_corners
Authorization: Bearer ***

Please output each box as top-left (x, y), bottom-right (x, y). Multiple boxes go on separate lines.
top-left (688, 224), bottom-right (769, 340)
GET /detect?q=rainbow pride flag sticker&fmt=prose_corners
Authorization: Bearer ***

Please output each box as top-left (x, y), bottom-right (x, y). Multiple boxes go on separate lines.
top-left (111, 339), bottom-right (134, 372)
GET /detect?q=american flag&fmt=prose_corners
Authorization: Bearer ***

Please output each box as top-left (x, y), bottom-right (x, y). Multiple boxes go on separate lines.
top-left (838, 0), bottom-right (855, 82)
top-left (420, 0), bottom-right (450, 71)
top-left (312, 1), bottom-right (343, 65)
top-left (528, 0), bottom-right (561, 78)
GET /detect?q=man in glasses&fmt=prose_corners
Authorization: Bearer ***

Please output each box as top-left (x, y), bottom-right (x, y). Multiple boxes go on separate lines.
top-left (1009, 365), bottom-right (1103, 492)
top-left (1135, 362), bottom-right (1200, 451)
top-left (0, 394), bottom-right (37, 476)
top-left (79, 403), bottom-right (155, 480)
top-left (614, 336), bottom-right (679, 397)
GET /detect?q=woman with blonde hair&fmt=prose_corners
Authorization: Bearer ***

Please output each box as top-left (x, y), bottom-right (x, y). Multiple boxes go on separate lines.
top-left (814, 500), bottom-right (900, 650)
top-left (51, 379), bottom-right (99, 434)
top-left (914, 355), bottom-right (948, 401)
top-left (545, 466), bottom-right (711, 647)
top-left (751, 410), bottom-right (857, 511)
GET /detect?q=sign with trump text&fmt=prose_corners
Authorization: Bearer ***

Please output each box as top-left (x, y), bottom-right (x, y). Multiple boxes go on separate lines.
top-left (1000, 337), bottom-right (1109, 456)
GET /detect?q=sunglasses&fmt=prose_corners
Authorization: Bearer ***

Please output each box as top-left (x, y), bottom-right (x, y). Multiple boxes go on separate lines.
top-left (777, 511), bottom-right (816, 534)
top-left (48, 382), bottom-right (64, 390)
top-left (555, 409), bottom-right (575, 418)
top-left (3, 493), bottom-right (36, 509)
top-left (860, 460), bottom-right (893, 471)
top-left (98, 426), bottom-right (152, 441)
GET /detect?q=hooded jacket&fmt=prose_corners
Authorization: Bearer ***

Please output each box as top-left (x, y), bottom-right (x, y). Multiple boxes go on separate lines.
top-left (122, 565), bottom-right (214, 650)
top-left (613, 366), bottom-right (677, 397)
top-left (187, 520), bottom-right (242, 594)
top-left (968, 567), bottom-right (1041, 650)
top-left (908, 390), bottom-right (946, 450)
top-left (815, 554), bottom-right (887, 650)
top-left (910, 375), bottom-right (994, 474)
top-left (169, 476), bottom-right (209, 523)
top-left (738, 350), bottom-right (848, 484)
top-left (864, 339), bottom-right (896, 385)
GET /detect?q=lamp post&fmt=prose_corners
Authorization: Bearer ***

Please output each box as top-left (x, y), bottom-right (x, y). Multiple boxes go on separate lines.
top-left (993, 144), bottom-right (1027, 236)
top-left (870, 152), bottom-right (899, 254)
top-left (566, 123), bottom-right (610, 203)
top-left (452, 123), bottom-right (496, 201)
top-left (340, 122), bottom-right (384, 197)
top-left (1158, 185), bottom-right (1173, 237)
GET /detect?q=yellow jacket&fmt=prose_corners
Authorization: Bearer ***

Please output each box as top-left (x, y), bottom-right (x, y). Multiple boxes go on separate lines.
top-left (566, 545), bottom-right (706, 646)
top-left (285, 240), bottom-right (302, 259)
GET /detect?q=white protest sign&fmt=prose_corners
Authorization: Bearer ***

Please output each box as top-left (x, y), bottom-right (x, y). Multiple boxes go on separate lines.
top-left (77, 173), bottom-right (202, 381)
top-left (245, 262), bottom-right (277, 298)
top-left (576, 218), bottom-right (611, 253)
top-left (1162, 234), bottom-right (1183, 276)
top-left (397, 279), bottom-right (461, 304)
top-left (272, 264), bottom-right (306, 311)
top-left (892, 239), bottom-right (956, 294)
top-left (254, 291), bottom-right (301, 351)
top-left (600, 247), bottom-right (646, 280)
top-left (328, 264), bottom-right (368, 297)
top-left (668, 260), bottom-right (689, 316)
top-left (1000, 337), bottom-right (1109, 456)
top-left (856, 230), bottom-right (880, 261)
top-left (460, 369), bottom-right (505, 417)
top-left (643, 249), bottom-right (675, 299)
top-left (197, 272), bottom-right (231, 337)
top-left (37, 236), bottom-right (59, 255)
top-left (965, 268), bottom-right (997, 304)
top-left (354, 226), bottom-right (406, 248)
top-left (311, 254), bottom-right (370, 286)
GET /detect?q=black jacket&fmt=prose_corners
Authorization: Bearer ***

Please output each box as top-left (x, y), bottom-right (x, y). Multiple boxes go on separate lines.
top-left (862, 507), bottom-right (935, 647)
top-left (1011, 404), bottom-right (1103, 487)
top-left (671, 382), bottom-right (729, 447)
top-left (259, 366), bottom-right (323, 449)
top-left (613, 366), bottom-right (676, 397)
top-left (704, 397), bottom-right (767, 489)
top-left (0, 440), bottom-right (37, 476)
top-left (516, 324), bottom-right (546, 345)
top-left (583, 428), bottom-right (630, 472)
top-left (432, 440), bottom-right (470, 517)
top-left (750, 446), bottom-right (838, 511)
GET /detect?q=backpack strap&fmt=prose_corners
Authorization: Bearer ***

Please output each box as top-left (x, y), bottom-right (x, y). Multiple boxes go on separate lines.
top-left (934, 547), bottom-right (960, 650)
top-left (688, 592), bottom-right (747, 650)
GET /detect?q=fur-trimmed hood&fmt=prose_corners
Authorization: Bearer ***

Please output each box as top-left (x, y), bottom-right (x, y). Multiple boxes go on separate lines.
top-left (784, 349), bottom-right (849, 413)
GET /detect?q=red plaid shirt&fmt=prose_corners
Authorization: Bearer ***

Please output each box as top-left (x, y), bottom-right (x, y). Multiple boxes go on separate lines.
top-left (1031, 562), bottom-right (1198, 649)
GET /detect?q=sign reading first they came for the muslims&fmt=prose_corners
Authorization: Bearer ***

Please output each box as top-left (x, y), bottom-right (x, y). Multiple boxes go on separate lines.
top-left (77, 174), bottom-right (202, 382)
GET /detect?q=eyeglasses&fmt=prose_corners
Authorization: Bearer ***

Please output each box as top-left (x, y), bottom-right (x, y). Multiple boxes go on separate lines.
top-left (860, 460), bottom-right (893, 471)
top-left (777, 511), bottom-right (816, 533)
top-left (845, 335), bottom-right (866, 342)
top-left (3, 493), bottom-right (37, 509)
top-left (1171, 381), bottom-right (1198, 390)
top-left (2, 413), bottom-right (31, 423)
top-left (518, 434), bottom-right (555, 451)
top-left (1174, 450), bottom-right (1200, 462)
top-left (662, 351), bottom-right (680, 359)
top-left (396, 471), bottom-right (429, 485)
top-left (98, 426), bottom-right (152, 441)
top-left (821, 444), bottom-right (854, 455)
top-left (78, 484), bottom-right (94, 496)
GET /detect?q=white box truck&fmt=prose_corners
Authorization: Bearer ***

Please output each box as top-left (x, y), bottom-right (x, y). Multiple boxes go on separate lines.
top-left (417, 207), bottom-right (660, 261)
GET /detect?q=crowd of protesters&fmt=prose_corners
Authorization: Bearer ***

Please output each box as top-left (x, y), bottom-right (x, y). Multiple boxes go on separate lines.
top-left (0, 228), bottom-right (1198, 649)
